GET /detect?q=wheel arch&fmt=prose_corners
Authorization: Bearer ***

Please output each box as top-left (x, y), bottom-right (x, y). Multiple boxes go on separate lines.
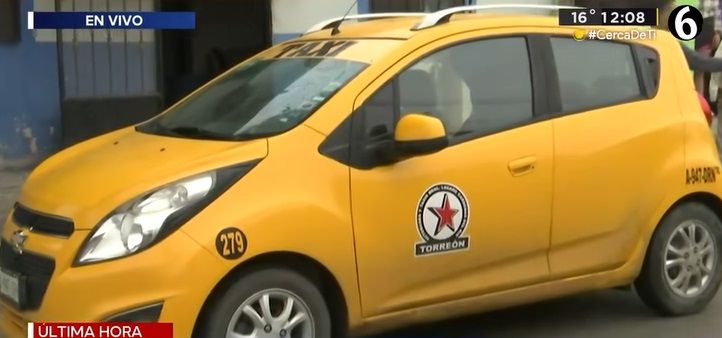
top-left (646, 191), bottom-right (722, 256)
top-left (664, 192), bottom-right (722, 225)
top-left (192, 251), bottom-right (349, 338)
top-left (633, 191), bottom-right (722, 278)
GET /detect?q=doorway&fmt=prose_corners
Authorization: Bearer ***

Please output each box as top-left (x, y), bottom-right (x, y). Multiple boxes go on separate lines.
top-left (160, 0), bottom-right (272, 106)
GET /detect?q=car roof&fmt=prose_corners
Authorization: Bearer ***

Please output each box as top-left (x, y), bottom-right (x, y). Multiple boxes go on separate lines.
top-left (299, 14), bottom-right (568, 40)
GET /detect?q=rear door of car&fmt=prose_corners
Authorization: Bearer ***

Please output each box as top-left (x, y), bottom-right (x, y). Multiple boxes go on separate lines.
top-left (545, 36), bottom-right (685, 279)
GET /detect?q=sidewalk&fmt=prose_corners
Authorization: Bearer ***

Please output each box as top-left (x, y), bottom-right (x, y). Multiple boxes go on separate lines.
top-left (0, 170), bottom-right (27, 224)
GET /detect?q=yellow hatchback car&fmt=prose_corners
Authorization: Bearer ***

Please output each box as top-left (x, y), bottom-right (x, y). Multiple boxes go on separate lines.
top-left (3, 5), bottom-right (722, 338)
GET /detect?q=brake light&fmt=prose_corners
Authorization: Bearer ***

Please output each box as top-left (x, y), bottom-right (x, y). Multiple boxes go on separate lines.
top-left (698, 93), bottom-right (713, 126)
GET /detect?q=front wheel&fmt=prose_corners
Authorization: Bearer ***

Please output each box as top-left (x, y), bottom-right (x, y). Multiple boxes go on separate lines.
top-left (635, 202), bottom-right (722, 316)
top-left (196, 267), bottom-right (331, 338)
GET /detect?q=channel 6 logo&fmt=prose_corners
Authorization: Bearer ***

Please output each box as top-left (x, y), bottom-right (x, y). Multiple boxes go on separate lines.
top-left (668, 5), bottom-right (704, 41)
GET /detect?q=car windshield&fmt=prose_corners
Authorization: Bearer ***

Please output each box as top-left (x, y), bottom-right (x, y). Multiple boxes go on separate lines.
top-left (137, 58), bottom-right (366, 140)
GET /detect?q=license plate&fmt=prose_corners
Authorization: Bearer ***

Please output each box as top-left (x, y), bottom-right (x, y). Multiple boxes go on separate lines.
top-left (0, 268), bottom-right (20, 305)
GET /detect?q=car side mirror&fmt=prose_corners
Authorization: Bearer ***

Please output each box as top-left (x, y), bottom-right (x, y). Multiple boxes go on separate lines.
top-left (394, 113), bottom-right (449, 157)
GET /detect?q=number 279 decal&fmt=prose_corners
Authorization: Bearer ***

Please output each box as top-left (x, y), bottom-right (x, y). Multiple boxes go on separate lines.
top-left (215, 227), bottom-right (248, 260)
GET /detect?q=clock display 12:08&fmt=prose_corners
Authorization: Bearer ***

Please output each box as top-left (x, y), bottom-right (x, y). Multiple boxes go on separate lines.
top-left (602, 11), bottom-right (647, 25)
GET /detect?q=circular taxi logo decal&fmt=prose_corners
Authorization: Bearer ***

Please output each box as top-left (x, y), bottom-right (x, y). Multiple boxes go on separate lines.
top-left (215, 227), bottom-right (247, 260)
top-left (415, 183), bottom-right (470, 256)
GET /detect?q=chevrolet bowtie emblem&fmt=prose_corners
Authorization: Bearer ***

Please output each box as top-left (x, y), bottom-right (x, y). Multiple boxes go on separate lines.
top-left (11, 230), bottom-right (27, 254)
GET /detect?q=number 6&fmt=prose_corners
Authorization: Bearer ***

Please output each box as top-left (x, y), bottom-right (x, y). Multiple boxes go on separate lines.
top-left (675, 6), bottom-right (698, 41)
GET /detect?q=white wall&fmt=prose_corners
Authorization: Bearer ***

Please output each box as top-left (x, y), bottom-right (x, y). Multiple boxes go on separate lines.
top-left (270, 0), bottom-right (571, 39)
top-left (272, 0), bottom-right (358, 35)
top-left (476, 0), bottom-right (571, 4)
top-left (473, 0), bottom-right (574, 14)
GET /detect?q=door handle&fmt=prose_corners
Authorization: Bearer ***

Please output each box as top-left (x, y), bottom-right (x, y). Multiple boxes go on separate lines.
top-left (508, 156), bottom-right (537, 177)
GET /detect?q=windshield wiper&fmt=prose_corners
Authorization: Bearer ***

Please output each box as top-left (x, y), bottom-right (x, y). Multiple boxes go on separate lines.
top-left (165, 126), bottom-right (232, 140)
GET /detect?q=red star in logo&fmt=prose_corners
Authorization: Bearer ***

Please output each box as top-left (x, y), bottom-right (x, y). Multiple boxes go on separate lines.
top-left (428, 193), bottom-right (459, 236)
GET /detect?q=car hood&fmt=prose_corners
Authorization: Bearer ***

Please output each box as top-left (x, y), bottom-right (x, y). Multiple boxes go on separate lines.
top-left (18, 127), bottom-right (268, 229)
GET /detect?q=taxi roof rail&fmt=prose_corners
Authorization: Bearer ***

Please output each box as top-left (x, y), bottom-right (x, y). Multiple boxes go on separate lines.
top-left (412, 4), bottom-right (581, 30)
top-left (304, 13), bottom-right (427, 35)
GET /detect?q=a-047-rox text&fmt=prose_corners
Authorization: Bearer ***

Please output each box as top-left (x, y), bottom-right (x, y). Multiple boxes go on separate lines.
top-left (686, 167), bottom-right (720, 185)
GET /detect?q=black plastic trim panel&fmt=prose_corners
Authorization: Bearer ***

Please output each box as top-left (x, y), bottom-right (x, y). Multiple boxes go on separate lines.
top-left (104, 302), bottom-right (164, 322)
top-left (12, 204), bottom-right (74, 237)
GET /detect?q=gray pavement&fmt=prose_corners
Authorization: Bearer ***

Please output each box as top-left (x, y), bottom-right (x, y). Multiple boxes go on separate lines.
top-left (374, 290), bottom-right (722, 338)
top-left (0, 170), bottom-right (26, 223)
top-left (1, 171), bottom-right (722, 338)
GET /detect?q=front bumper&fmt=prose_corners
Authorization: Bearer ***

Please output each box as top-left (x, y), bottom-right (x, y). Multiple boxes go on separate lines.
top-left (0, 210), bottom-right (225, 338)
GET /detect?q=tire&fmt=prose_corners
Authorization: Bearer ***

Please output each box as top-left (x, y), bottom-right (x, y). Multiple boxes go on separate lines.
top-left (196, 267), bottom-right (331, 338)
top-left (635, 202), bottom-right (722, 316)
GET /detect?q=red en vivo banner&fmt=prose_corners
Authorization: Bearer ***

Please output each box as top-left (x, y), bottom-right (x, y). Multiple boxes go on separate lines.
top-left (28, 323), bottom-right (173, 338)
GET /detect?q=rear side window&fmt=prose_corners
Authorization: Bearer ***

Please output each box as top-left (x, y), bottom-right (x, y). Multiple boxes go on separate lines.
top-left (551, 38), bottom-right (642, 113)
top-left (636, 45), bottom-right (661, 97)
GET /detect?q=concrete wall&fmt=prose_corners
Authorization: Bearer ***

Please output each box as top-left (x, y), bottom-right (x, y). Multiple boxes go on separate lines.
top-left (0, 0), bottom-right (61, 168)
top-left (0, 0), bottom-right (156, 169)
top-left (271, 0), bottom-right (367, 44)
top-left (269, 0), bottom-right (565, 44)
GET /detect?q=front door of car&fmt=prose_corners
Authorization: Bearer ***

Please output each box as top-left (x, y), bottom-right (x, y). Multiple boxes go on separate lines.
top-left (347, 33), bottom-right (554, 317)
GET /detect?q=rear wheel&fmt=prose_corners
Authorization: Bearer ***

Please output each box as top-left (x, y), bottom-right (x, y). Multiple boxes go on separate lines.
top-left (635, 202), bottom-right (722, 315)
top-left (197, 267), bottom-right (331, 338)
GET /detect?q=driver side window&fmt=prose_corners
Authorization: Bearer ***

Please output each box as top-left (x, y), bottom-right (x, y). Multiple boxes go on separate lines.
top-left (361, 37), bottom-right (534, 142)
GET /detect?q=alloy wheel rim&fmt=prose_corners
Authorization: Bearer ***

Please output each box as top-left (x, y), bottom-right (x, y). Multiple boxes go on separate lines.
top-left (226, 288), bottom-right (314, 338)
top-left (664, 220), bottom-right (717, 298)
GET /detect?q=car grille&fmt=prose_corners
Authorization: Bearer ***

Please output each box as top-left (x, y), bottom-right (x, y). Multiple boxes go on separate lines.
top-left (0, 240), bottom-right (55, 311)
top-left (12, 204), bottom-right (74, 237)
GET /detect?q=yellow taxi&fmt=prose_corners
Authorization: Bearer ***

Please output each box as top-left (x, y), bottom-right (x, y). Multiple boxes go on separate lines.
top-left (3, 4), bottom-right (722, 338)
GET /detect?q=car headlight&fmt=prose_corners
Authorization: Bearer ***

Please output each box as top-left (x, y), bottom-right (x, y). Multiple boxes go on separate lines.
top-left (75, 161), bottom-right (258, 265)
